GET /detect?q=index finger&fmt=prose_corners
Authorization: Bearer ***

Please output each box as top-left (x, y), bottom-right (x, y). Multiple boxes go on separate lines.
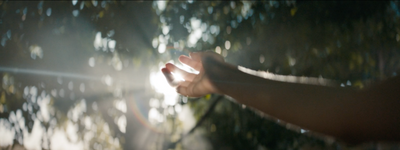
top-left (179, 55), bottom-right (202, 71)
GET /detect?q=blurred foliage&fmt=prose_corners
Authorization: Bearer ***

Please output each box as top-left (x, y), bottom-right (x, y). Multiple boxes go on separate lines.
top-left (155, 1), bottom-right (400, 83)
top-left (0, 1), bottom-right (152, 149)
top-left (0, 0), bottom-right (400, 150)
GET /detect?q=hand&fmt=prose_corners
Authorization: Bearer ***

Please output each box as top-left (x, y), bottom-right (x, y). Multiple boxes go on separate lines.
top-left (162, 51), bottom-right (225, 97)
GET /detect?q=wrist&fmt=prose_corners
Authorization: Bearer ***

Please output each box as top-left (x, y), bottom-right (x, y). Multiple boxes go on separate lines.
top-left (202, 57), bottom-right (239, 95)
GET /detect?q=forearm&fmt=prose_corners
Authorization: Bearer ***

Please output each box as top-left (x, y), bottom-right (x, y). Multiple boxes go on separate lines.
top-left (204, 58), bottom-right (400, 143)
top-left (209, 63), bottom-right (350, 135)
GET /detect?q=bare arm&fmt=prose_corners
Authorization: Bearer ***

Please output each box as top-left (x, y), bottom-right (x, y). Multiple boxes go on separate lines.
top-left (163, 51), bottom-right (400, 144)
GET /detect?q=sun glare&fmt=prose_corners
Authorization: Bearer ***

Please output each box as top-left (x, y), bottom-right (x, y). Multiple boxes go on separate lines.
top-left (170, 72), bottom-right (185, 82)
top-left (149, 68), bottom-right (178, 106)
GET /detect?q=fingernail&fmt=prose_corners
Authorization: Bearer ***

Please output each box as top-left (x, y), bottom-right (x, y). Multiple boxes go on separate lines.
top-left (161, 68), bottom-right (170, 74)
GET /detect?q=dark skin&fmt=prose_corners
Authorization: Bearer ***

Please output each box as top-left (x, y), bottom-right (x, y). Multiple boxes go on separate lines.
top-left (162, 51), bottom-right (400, 144)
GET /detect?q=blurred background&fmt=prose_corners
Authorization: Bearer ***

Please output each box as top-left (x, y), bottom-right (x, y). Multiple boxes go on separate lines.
top-left (0, 1), bottom-right (400, 150)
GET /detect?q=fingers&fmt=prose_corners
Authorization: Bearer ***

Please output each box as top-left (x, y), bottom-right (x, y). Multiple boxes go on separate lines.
top-left (161, 68), bottom-right (181, 87)
top-left (180, 51), bottom-right (224, 71)
top-left (178, 81), bottom-right (191, 87)
top-left (165, 63), bottom-right (196, 82)
top-left (176, 80), bottom-right (192, 96)
top-left (177, 86), bottom-right (198, 97)
top-left (179, 55), bottom-right (202, 71)
top-left (189, 52), bottom-right (203, 61)
top-left (176, 81), bottom-right (208, 97)
top-left (176, 86), bottom-right (189, 96)
top-left (161, 68), bottom-right (174, 83)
